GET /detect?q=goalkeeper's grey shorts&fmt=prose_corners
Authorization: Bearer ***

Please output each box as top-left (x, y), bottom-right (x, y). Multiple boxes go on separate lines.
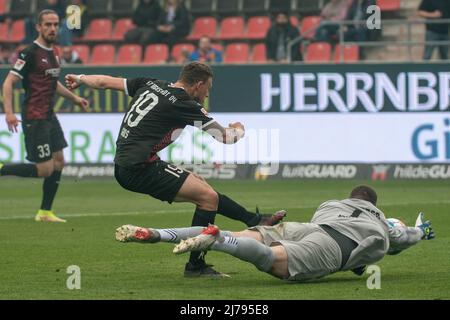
top-left (250, 222), bottom-right (343, 282)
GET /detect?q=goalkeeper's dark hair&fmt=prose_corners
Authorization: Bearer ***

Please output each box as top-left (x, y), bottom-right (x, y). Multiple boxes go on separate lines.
top-left (37, 9), bottom-right (59, 25)
top-left (179, 62), bottom-right (213, 86)
top-left (350, 185), bottom-right (378, 205)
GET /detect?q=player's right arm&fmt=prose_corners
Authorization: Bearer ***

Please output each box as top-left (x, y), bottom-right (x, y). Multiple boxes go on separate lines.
top-left (65, 74), bottom-right (126, 91)
top-left (2, 72), bottom-right (22, 133)
top-left (202, 121), bottom-right (246, 145)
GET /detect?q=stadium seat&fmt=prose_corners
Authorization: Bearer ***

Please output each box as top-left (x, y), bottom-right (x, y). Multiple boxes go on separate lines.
top-left (9, 0), bottom-right (33, 18)
top-left (189, 0), bottom-right (214, 17)
top-left (71, 45), bottom-right (90, 64)
top-left (251, 43), bottom-right (267, 63)
top-left (290, 15), bottom-right (299, 27)
top-left (269, 0), bottom-right (293, 13)
top-left (88, 0), bottom-right (110, 17)
top-left (246, 16), bottom-right (271, 40)
top-left (144, 44), bottom-right (169, 64)
top-left (218, 17), bottom-right (245, 40)
top-left (377, 0), bottom-right (400, 11)
top-left (212, 43), bottom-right (224, 53)
top-left (333, 44), bottom-right (359, 62)
top-left (171, 43), bottom-right (195, 63)
top-left (305, 42), bottom-right (331, 62)
top-left (300, 15), bottom-right (321, 39)
top-left (90, 44), bottom-right (115, 65)
top-left (224, 43), bottom-right (250, 63)
top-left (242, 0), bottom-right (267, 15)
top-left (8, 19), bottom-right (25, 43)
top-left (216, 0), bottom-right (240, 17)
top-left (117, 44), bottom-right (142, 64)
top-left (112, 0), bottom-right (137, 17)
top-left (84, 19), bottom-right (113, 41)
top-left (0, 23), bottom-right (8, 42)
top-left (112, 18), bottom-right (135, 40)
top-left (0, 0), bottom-right (6, 14)
top-left (188, 17), bottom-right (217, 40)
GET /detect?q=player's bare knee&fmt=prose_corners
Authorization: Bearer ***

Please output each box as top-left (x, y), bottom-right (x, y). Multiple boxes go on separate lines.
top-left (198, 188), bottom-right (218, 211)
top-left (54, 159), bottom-right (65, 171)
top-left (36, 161), bottom-right (54, 178)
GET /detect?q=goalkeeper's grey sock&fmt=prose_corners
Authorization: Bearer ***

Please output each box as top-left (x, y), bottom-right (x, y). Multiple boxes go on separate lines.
top-left (211, 236), bottom-right (275, 272)
top-left (155, 227), bottom-right (233, 243)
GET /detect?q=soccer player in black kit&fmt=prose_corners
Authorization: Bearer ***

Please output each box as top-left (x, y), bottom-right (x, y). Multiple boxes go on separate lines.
top-left (65, 62), bottom-right (286, 277)
top-left (1, 10), bottom-right (89, 222)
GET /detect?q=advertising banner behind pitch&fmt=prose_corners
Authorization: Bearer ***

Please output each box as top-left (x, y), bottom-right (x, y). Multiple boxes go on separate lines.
top-left (0, 113), bottom-right (449, 163)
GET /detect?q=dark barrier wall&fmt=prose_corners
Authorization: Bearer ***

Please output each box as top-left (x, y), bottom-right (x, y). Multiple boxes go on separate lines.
top-left (1, 63), bottom-right (450, 113)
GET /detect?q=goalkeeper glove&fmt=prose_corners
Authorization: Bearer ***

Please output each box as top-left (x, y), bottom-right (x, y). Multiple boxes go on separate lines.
top-left (415, 212), bottom-right (435, 240)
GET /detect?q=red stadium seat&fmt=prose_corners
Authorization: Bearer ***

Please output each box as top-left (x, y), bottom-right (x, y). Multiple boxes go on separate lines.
top-left (84, 19), bottom-right (113, 41)
top-left (246, 16), bottom-right (271, 40)
top-left (224, 43), bottom-right (249, 63)
top-left (305, 42), bottom-right (331, 62)
top-left (188, 17), bottom-right (217, 40)
top-left (290, 16), bottom-right (299, 27)
top-left (112, 18), bottom-right (135, 40)
top-left (144, 44), bottom-right (169, 64)
top-left (377, 0), bottom-right (400, 11)
top-left (171, 43), bottom-right (195, 63)
top-left (300, 15), bottom-right (321, 39)
top-left (117, 44), bottom-right (142, 64)
top-left (0, 23), bottom-right (8, 41)
top-left (71, 45), bottom-right (90, 64)
top-left (218, 17), bottom-right (244, 40)
top-left (251, 43), bottom-right (267, 63)
top-left (212, 43), bottom-right (224, 52)
top-left (333, 44), bottom-right (359, 62)
top-left (8, 19), bottom-right (25, 42)
top-left (90, 44), bottom-right (115, 65)
top-left (0, 0), bottom-right (6, 14)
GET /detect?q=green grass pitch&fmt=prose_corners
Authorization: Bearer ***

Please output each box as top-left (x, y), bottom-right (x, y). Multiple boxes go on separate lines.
top-left (0, 178), bottom-right (449, 300)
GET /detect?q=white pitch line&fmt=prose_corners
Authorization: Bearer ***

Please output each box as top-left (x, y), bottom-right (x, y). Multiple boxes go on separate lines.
top-left (0, 200), bottom-right (449, 221)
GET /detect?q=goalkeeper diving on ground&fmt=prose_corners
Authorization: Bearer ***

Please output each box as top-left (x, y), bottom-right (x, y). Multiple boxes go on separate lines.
top-left (115, 185), bottom-right (435, 282)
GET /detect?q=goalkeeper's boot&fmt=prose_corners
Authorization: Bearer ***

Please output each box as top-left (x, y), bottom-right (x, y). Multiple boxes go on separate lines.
top-left (174, 225), bottom-right (220, 254)
top-left (35, 209), bottom-right (66, 223)
top-left (115, 225), bottom-right (161, 243)
top-left (256, 208), bottom-right (287, 226)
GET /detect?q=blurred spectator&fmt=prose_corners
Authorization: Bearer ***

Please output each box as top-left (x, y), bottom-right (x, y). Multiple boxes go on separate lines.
top-left (125, 0), bottom-right (161, 46)
top-left (314, 0), bottom-right (350, 42)
top-left (343, 0), bottom-right (376, 59)
top-left (418, 0), bottom-right (450, 60)
top-left (23, 0), bottom-right (73, 45)
top-left (149, 0), bottom-right (191, 48)
top-left (60, 46), bottom-right (83, 64)
top-left (265, 12), bottom-right (302, 62)
top-left (189, 36), bottom-right (223, 63)
top-left (0, 46), bottom-right (11, 64)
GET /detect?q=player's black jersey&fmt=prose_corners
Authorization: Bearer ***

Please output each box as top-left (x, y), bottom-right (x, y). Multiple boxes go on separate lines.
top-left (115, 78), bottom-right (216, 167)
top-left (10, 41), bottom-right (61, 120)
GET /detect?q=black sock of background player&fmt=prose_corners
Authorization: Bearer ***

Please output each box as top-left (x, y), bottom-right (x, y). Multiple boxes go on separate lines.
top-left (40, 171), bottom-right (62, 211)
top-left (188, 208), bottom-right (216, 265)
top-left (0, 164), bottom-right (38, 177)
top-left (217, 193), bottom-right (260, 227)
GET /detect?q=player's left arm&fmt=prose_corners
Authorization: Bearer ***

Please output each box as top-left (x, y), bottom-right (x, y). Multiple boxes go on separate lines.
top-left (57, 82), bottom-right (90, 112)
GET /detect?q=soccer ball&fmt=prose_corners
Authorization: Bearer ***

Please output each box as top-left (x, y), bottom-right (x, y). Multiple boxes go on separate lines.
top-left (386, 218), bottom-right (406, 230)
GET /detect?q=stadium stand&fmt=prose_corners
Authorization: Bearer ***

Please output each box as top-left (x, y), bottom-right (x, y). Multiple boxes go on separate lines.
top-left (0, 0), bottom-right (6, 15)
top-left (216, 0), bottom-right (240, 17)
top-left (246, 16), bottom-right (271, 39)
top-left (0, 22), bottom-right (8, 42)
top-left (83, 19), bottom-right (113, 41)
top-left (305, 42), bottom-right (332, 62)
top-left (171, 43), bottom-right (195, 62)
top-left (218, 16), bottom-right (245, 40)
top-left (90, 44), bottom-right (115, 64)
top-left (9, 19), bottom-right (25, 43)
top-left (144, 43), bottom-right (169, 64)
top-left (269, 0), bottom-right (292, 13)
top-left (72, 44), bottom-right (90, 64)
top-left (188, 16), bottom-right (217, 40)
top-left (377, 0), bottom-right (401, 12)
top-left (250, 43), bottom-right (267, 62)
top-left (111, 18), bottom-right (135, 41)
top-left (242, 0), bottom-right (267, 16)
top-left (9, 0), bottom-right (33, 18)
top-left (333, 44), bottom-right (359, 62)
top-left (300, 15), bottom-right (321, 39)
top-left (117, 44), bottom-right (142, 64)
top-left (111, 0), bottom-right (137, 18)
top-left (88, 0), bottom-right (110, 18)
top-left (224, 42), bottom-right (249, 63)
top-left (188, 0), bottom-right (214, 17)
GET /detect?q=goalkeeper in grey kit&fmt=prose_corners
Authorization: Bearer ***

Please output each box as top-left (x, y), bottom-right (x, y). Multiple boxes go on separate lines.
top-left (116, 185), bottom-right (435, 282)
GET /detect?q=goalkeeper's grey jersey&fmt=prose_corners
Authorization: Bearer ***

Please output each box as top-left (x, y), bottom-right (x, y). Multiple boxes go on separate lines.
top-left (311, 198), bottom-right (390, 270)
